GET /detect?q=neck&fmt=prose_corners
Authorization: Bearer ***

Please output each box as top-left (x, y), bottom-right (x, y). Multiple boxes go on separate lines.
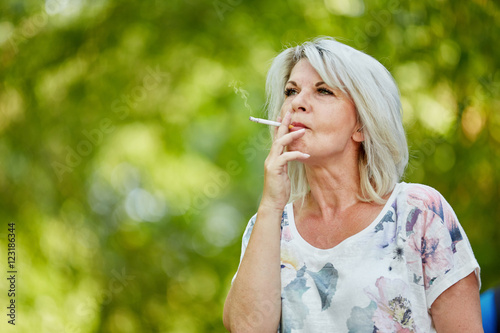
top-left (301, 160), bottom-right (362, 219)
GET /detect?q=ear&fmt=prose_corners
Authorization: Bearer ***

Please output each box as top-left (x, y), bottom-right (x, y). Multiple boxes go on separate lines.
top-left (352, 126), bottom-right (365, 143)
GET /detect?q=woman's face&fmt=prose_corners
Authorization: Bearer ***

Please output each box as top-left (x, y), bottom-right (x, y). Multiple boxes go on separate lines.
top-left (280, 59), bottom-right (363, 163)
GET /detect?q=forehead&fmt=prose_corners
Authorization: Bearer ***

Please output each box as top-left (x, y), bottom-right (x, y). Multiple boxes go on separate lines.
top-left (288, 59), bottom-right (323, 82)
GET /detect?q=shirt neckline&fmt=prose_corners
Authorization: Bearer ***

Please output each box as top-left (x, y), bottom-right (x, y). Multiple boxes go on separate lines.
top-left (286, 182), bottom-right (404, 253)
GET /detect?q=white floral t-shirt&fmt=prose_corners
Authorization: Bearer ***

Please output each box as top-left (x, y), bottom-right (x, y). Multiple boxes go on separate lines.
top-left (235, 182), bottom-right (480, 332)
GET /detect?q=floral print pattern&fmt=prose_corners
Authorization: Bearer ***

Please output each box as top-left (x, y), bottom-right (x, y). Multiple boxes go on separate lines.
top-left (281, 263), bottom-right (339, 332)
top-left (347, 277), bottom-right (418, 332)
top-left (406, 208), bottom-right (454, 289)
top-left (366, 277), bottom-right (418, 332)
top-left (403, 186), bottom-right (461, 290)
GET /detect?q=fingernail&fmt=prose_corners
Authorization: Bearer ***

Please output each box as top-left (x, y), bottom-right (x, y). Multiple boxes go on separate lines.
top-left (303, 153), bottom-right (310, 157)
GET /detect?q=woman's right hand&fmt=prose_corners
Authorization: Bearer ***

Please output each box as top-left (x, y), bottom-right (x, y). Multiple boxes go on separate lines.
top-left (261, 111), bottom-right (310, 212)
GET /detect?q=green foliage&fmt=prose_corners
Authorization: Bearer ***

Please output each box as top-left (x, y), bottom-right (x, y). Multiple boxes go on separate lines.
top-left (0, 0), bottom-right (499, 331)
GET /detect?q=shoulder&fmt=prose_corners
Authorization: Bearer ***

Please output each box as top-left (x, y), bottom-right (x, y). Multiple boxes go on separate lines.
top-left (393, 182), bottom-right (464, 249)
top-left (395, 183), bottom-right (465, 253)
top-left (397, 182), bottom-right (444, 201)
top-left (395, 182), bottom-right (451, 219)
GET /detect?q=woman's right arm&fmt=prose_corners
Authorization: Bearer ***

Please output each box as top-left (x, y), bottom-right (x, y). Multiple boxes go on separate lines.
top-left (223, 112), bottom-right (309, 332)
top-left (223, 205), bottom-right (284, 332)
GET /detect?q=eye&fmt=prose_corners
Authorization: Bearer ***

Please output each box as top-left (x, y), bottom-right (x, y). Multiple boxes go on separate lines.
top-left (318, 87), bottom-right (334, 96)
top-left (284, 87), bottom-right (298, 97)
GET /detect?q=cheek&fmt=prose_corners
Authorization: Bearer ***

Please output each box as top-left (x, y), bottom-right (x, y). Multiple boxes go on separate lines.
top-left (312, 124), bottom-right (350, 146)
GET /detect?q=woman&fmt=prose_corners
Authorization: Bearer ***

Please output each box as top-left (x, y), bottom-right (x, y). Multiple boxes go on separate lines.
top-left (223, 37), bottom-right (482, 332)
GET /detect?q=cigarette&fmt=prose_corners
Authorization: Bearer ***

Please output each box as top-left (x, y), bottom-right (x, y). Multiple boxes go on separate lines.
top-left (249, 116), bottom-right (294, 129)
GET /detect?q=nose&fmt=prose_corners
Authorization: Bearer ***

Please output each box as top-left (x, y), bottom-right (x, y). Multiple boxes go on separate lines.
top-left (291, 90), bottom-right (309, 113)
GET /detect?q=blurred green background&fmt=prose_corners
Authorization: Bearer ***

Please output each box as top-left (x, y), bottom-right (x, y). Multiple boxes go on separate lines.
top-left (0, 0), bottom-right (499, 332)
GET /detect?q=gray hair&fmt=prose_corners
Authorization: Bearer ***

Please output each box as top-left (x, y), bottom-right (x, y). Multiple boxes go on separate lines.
top-left (265, 37), bottom-right (408, 204)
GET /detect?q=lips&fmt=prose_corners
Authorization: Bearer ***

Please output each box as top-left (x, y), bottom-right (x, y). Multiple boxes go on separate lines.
top-left (290, 121), bottom-right (309, 131)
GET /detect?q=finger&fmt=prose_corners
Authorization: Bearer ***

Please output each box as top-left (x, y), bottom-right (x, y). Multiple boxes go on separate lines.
top-left (273, 128), bottom-right (306, 148)
top-left (274, 116), bottom-right (282, 138)
top-left (276, 111), bottom-right (292, 138)
top-left (270, 128), bottom-right (306, 156)
top-left (275, 151), bottom-right (310, 166)
top-left (269, 128), bottom-right (306, 157)
top-left (265, 150), bottom-right (309, 177)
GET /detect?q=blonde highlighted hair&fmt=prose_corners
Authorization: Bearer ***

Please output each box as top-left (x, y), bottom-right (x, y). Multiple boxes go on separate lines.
top-left (265, 37), bottom-right (408, 204)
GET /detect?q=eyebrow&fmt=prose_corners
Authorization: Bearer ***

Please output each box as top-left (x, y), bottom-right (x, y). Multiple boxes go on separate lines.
top-left (286, 80), bottom-right (328, 87)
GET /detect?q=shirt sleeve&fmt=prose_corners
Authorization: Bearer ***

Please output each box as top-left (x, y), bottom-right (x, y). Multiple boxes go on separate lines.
top-left (425, 192), bottom-right (480, 308)
top-left (231, 213), bottom-right (257, 284)
top-left (405, 184), bottom-right (481, 308)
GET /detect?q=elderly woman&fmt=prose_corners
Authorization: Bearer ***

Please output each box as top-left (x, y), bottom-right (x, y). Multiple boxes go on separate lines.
top-left (223, 37), bottom-right (482, 332)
